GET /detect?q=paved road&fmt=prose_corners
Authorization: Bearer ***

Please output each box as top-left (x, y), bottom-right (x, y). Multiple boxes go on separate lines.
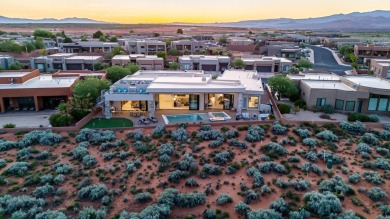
top-left (307, 45), bottom-right (352, 75)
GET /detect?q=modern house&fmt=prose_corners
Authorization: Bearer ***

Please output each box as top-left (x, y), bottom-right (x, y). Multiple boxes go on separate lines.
top-left (58, 42), bottom-right (119, 53)
top-left (370, 59), bottom-right (390, 79)
top-left (287, 73), bottom-right (390, 115)
top-left (0, 69), bottom-right (78, 113)
top-left (178, 55), bottom-right (230, 72)
top-left (124, 40), bottom-right (166, 55)
top-left (242, 56), bottom-right (293, 73)
top-left (171, 40), bottom-right (206, 54)
top-left (30, 53), bottom-right (103, 72)
top-left (112, 55), bottom-right (164, 70)
top-left (99, 70), bottom-right (264, 118)
top-left (0, 55), bottom-right (15, 70)
top-left (354, 45), bottom-right (390, 64)
top-left (227, 37), bottom-right (255, 52)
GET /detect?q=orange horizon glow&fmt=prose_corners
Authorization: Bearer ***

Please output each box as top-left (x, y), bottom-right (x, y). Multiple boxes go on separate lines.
top-left (2, 0), bottom-right (390, 24)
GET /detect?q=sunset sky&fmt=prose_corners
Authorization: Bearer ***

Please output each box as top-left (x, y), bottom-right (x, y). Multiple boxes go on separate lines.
top-left (2, 0), bottom-right (389, 23)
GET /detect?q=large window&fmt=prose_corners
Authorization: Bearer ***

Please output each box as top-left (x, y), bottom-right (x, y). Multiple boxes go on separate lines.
top-left (335, 99), bottom-right (344, 110)
top-left (368, 95), bottom-right (379, 111)
top-left (316, 98), bottom-right (326, 106)
top-left (182, 64), bottom-right (191, 70)
top-left (378, 98), bottom-right (389, 111)
top-left (345, 101), bottom-right (355, 111)
top-left (248, 96), bottom-right (259, 109)
top-left (387, 70), bottom-right (390, 79)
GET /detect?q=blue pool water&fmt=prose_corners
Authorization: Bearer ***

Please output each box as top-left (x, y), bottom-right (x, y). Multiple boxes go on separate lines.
top-left (164, 114), bottom-right (206, 124)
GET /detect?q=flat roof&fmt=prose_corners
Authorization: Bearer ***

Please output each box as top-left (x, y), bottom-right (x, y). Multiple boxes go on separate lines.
top-left (287, 73), bottom-right (340, 81)
top-left (66, 56), bottom-right (101, 60)
top-left (0, 72), bottom-right (31, 77)
top-left (344, 75), bottom-right (390, 90)
top-left (219, 70), bottom-right (264, 93)
top-left (242, 56), bottom-right (292, 63)
top-left (48, 53), bottom-right (77, 57)
top-left (302, 80), bottom-right (355, 91)
top-left (0, 75), bottom-right (77, 89)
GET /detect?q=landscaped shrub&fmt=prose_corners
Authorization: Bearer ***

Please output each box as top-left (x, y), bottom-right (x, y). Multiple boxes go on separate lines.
top-left (78, 184), bottom-right (108, 201)
top-left (260, 142), bottom-right (288, 158)
top-left (202, 164), bottom-right (222, 175)
top-left (339, 121), bottom-right (366, 135)
top-left (120, 204), bottom-right (171, 219)
top-left (245, 125), bottom-right (265, 142)
top-left (19, 130), bottom-right (62, 147)
top-left (360, 133), bottom-right (380, 146)
top-left (216, 193), bottom-right (232, 205)
top-left (258, 162), bottom-right (286, 174)
top-left (35, 150), bottom-right (50, 160)
top-left (348, 173), bottom-right (361, 184)
top-left (304, 191), bottom-right (341, 217)
top-left (318, 176), bottom-right (353, 197)
top-left (178, 154), bottom-right (197, 171)
top-left (288, 156), bottom-right (301, 163)
top-left (348, 113), bottom-right (379, 122)
top-left (209, 138), bottom-right (224, 148)
top-left (16, 147), bottom-right (32, 160)
top-left (295, 128), bottom-right (311, 139)
top-left (171, 127), bottom-right (189, 141)
top-left (270, 198), bottom-right (290, 215)
top-left (363, 171), bottom-right (383, 185)
top-left (0, 195), bottom-right (45, 217)
top-left (49, 113), bottom-right (72, 127)
top-left (0, 159), bottom-right (6, 169)
top-left (301, 162), bottom-right (322, 176)
top-left (35, 210), bottom-right (67, 219)
top-left (316, 130), bottom-right (338, 142)
top-left (151, 125), bottom-right (166, 138)
top-left (367, 187), bottom-right (387, 201)
top-left (196, 129), bottom-right (224, 140)
top-left (0, 139), bottom-right (19, 151)
top-left (185, 178), bottom-right (199, 187)
top-left (34, 184), bottom-right (55, 198)
top-left (133, 141), bottom-right (154, 154)
top-left (294, 99), bottom-right (307, 108)
top-left (79, 206), bottom-right (107, 219)
top-left (317, 151), bottom-right (344, 164)
top-left (76, 129), bottom-right (116, 143)
top-left (203, 209), bottom-right (217, 219)
top-left (278, 104), bottom-right (291, 114)
top-left (290, 179), bottom-right (311, 191)
top-left (377, 147), bottom-right (389, 156)
top-left (374, 158), bottom-right (390, 170)
top-left (272, 121), bottom-right (288, 135)
top-left (234, 201), bottom-right (251, 216)
top-left (82, 155), bottom-right (97, 168)
top-left (225, 129), bottom-right (239, 139)
top-left (379, 130), bottom-right (390, 140)
top-left (72, 145), bottom-right (89, 160)
top-left (289, 208), bottom-right (310, 219)
top-left (228, 139), bottom-right (248, 149)
top-left (134, 192), bottom-right (153, 203)
top-left (125, 160), bottom-right (141, 173)
top-left (304, 151), bottom-right (318, 162)
top-left (158, 143), bottom-right (174, 156)
top-left (168, 170), bottom-right (187, 183)
top-left (321, 104), bottom-right (334, 114)
top-left (175, 192), bottom-right (206, 208)
top-left (54, 174), bottom-right (65, 185)
top-left (5, 162), bottom-right (30, 176)
top-left (99, 140), bottom-right (124, 151)
top-left (159, 154), bottom-right (171, 163)
top-left (52, 163), bottom-right (73, 174)
top-left (248, 209), bottom-right (283, 219)
top-left (380, 205), bottom-right (390, 217)
top-left (302, 138), bottom-right (317, 150)
top-left (337, 210), bottom-right (361, 219)
top-left (214, 151), bottom-right (234, 165)
top-left (356, 143), bottom-right (372, 154)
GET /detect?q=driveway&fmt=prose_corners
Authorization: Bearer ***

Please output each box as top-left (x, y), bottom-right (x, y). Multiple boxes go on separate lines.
top-left (307, 45), bottom-right (352, 75)
top-left (0, 111), bottom-right (55, 128)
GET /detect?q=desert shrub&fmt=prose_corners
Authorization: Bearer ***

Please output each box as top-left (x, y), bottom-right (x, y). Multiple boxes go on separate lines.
top-left (379, 130), bottom-right (390, 140)
top-left (367, 187), bottom-right (387, 201)
top-left (234, 201), bottom-right (251, 216)
top-left (374, 158), bottom-right (390, 170)
top-left (360, 133), bottom-right (380, 146)
top-left (0, 139), bottom-right (19, 151)
top-left (246, 168), bottom-right (264, 188)
top-left (35, 150), bottom-right (50, 160)
top-left (175, 192), bottom-right (206, 208)
top-left (304, 151), bottom-right (318, 162)
top-left (40, 174), bottom-right (53, 184)
top-left (120, 204), bottom-right (171, 219)
top-left (209, 138), bottom-right (224, 148)
top-left (168, 170), bottom-right (187, 183)
top-left (245, 189), bottom-right (259, 202)
top-left (295, 128), bottom-right (311, 139)
top-left (290, 179), bottom-right (311, 191)
top-left (5, 162), bottom-right (30, 176)
top-left (178, 154), bottom-right (196, 171)
top-left (245, 125), bottom-right (265, 142)
top-left (103, 152), bottom-right (115, 160)
top-left (72, 145), bottom-right (89, 160)
top-left (159, 154), bottom-right (171, 163)
top-left (216, 193), bottom-right (232, 205)
top-left (377, 147), bottom-right (389, 156)
top-left (202, 164), bottom-right (221, 175)
top-left (260, 185), bottom-right (272, 195)
top-left (151, 125), bottom-right (166, 138)
top-left (196, 129), bottom-right (224, 140)
top-left (337, 210), bottom-right (361, 219)
top-left (301, 162), bottom-right (322, 176)
top-left (16, 147), bottom-right (32, 160)
top-left (0, 195), bottom-right (45, 217)
top-left (272, 121), bottom-right (288, 135)
top-left (304, 191), bottom-right (341, 217)
top-left (82, 155), bottom-right (97, 168)
top-left (316, 130), bottom-right (338, 142)
top-left (158, 143), bottom-right (174, 156)
top-left (348, 173), bottom-right (361, 184)
top-left (35, 210), bottom-right (67, 219)
top-left (247, 209), bottom-right (282, 219)
top-left (77, 177), bottom-right (91, 189)
top-left (134, 192), bottom-right (153, 203)
top-left (54, 174), bottom-right (65, 185)
top-left (76, 129), bottom-right (116, 143)
top-left (78, 184), bottom-right (108, 201)
top-left (385, 124), bottom-right (390, 131)
top-left (380, 205), bottom-right (390, 216)
top-left (225, 129), bottom-right (239, 139)
top-left (52, 163), bottom-right (73, 174)
top-left (339, 121), bottom-right (366, 135)
top-left (18, 130), bottom-right (62, 147)
top-left (278, 104), bottom-right (291, 114)
top-left (214, 150), bottom-right (234, 165)
top-left (270, 198), bottom-right (290, 215)
top-left (363, 171), bottom-right (383, 184)
top-left (0, 159), bottom-right (6, 168)
top-left (34, 184), bottom-right (55, 198)
top-left (275, 179), bottom-right (289, 188)
top-left (356, 143), bottom-right (372, 154)
top-left (302, 138), bottom-right (317, 150)
top-left (157, 188), bottom-right (180, 207)
top-left (288, 156), bottom-right (301, 163)
top-left (258, 162), bottom-right (286, 174)
top-left (203, 209), bottom-right (217, 219)
top-left (322, 104), bottom-right (334, 114)
top-left (318, 176), bottom-right (353, 196)
top-left (317, 151), bottom-right (344, 164)
top-left (99, 140), bottom-right (124, 151)
top-left (261, 142), bottom-right (288, 158)
top-left (125, 160), bottom-right (141, 173)
top-left (185, 178), bottom-right (199, 187)
top-left (200, 124), bottom-right (212, 131)
top-left (171, 127), bottom-right (189, 141)
top-left (289, 208), bottom-right (310, 219)
top-left (79, 206), bottom-right (107, 219)
top-left (228, 138), bottom-right (248, 149)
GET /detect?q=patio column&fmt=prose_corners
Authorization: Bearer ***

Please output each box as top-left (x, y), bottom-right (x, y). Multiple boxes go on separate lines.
top-left (258, 95), bottom-right (262, 112)
top-left (104, 97), bottom-right (111, 119)
top-left (237, 93), bottom-right (243, 114)
top-left (148, 101), bottom-right (155, 117)
top-left (199, 94), bottom-right (204, 111)
top-left (0, 97), bottom-right (4, 113)
top-left (34, 96), bottom-right (39, 112)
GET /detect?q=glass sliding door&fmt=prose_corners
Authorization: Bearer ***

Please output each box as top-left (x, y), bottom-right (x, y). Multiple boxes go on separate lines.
top-left (189, 95), bottom-right (199, 110)
top-left (139, 101), bottom-right (148, 111)
top-left (223, 94), bottom-right (234, 110)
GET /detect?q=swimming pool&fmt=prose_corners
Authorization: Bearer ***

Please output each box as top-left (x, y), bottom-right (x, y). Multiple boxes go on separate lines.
top-left (208, 111), bottom-right (232, 120)
top-left (162, 113), bottom-right (209, 124)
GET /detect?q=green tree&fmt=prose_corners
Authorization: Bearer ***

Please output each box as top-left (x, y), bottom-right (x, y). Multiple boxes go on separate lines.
top-left (93, 30), bottom-right (104, 39)
top-left (126, 63), bottom-right (141, 74)
top-left (219, 35), bottom-right (228, 44)
top-left (165, 39), bottom-right (172, 48)
top-left (33, 29), bottom-right (55, 39)
top-left (23, 42), bottom-right (36, 52)
top-left (73, 77), bottom-right (111, 103)
top-left (297, 59), bottom-right (313, 69)
top-left (80, 35), bottom-right (88, 41)
top-left (168, 48), bottom-right (181, 56)
top-left (38, 49), bottom-right (48, 56)
top-left (93, 63), bottom-right (110, 71)
top-left (232, 59), bottom-right (245, 69)
top-left (169, 61), bottom-right (179, 70)
top-left (183, 50), bottom-right (191, 55)
top-left (268, 74), bottom-right (299, 100)
top-left (112, 46), bottom-right (126, 56)
top-left (9, 61), bottom-right (23, 70)
top-left (156, 51), bottom-right (167, 61)
top-left (0, 30), bottom-right (6, 35)
top-left (110, 36), bottom-right (118, 42)
top-left (289, 66), bottom-right (300, 74)
top-left (63, 37), bottom-right (73, 43)
top-left (99, 35), bottom-right (107, 42)
top-left (339, 46), bottom-right (354, 56)
top-left (106, 66), bottom-right (132, 83)
top-left (345, 53), bottom-right (358, 63)
top-left (34, 37), bottom-right (46, 49)
top-left (177, 29), bottom-right (184, 34)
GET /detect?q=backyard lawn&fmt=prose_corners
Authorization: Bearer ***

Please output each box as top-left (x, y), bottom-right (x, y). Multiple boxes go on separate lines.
top-left (82, 118), bottom-right (133, 128)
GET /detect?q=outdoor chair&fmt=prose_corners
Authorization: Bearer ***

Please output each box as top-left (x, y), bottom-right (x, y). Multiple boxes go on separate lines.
top-left (138, 116), bottom-right (150, 125)
top-left (236, 113), bottom-right (242, 120)
top-left (251, 113), bottom-right (258, 120)
top-left (148, 116), bottom-right (158, 123)
top-left (242, 113), bottom-right (250, 120)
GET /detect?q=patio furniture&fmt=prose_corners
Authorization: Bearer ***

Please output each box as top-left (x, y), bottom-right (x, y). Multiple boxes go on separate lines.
top-left (259, 113), bottom-right (269, 121)
top-left (29, 107), bottom-right (35, 111)
top-left (236, 113), bottom-right (242, 120)
top-left (209, 117), bottom-right (226, 122)
top-left (116, 88), bottom-right (122, 93)
top-left (138, 116), bottom-right (150, 125)
top-left (251, 113), bottom-right (258, 120)
top-left (148, 116), bottom-right (158, 123)
top-left (242, 113), bottom-right (250, 120)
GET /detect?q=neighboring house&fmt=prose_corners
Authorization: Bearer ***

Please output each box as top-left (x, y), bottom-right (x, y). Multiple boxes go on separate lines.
top-left (30, 53), bottom-right (102, 72)
top-left (99, 70), bottom-right (264, 119)
top-left (0, 69), bottom-right (78, 113)
top-left (171, 40), bottom-right (206, 54)
top-left (178, 55), bottom-right (230, 72)
top-left (64, 56), bottom-right (103, 71)
top-left (287, 72), bottom-right (390, 115)
top-left (322, 38), bottom-right (361, 48)
top-left (0, 55), bottom-right (15, 70)
top-left (112, 55), bottom-right (164, 70)
top-left (354, 45), bottom-right (390, 64)
top-left (58, 42), bottom-right (119, 53)
top-left (123, 39), bottom-right (166, 55)
top-left (227, 37), bottom-right (255, 52)
top-left (241, 56), bottom-right (292, 73)
top-left (192, 35), bottom-right (213, 41)
top-left (43, 39), bottom-right (57, 48)
top-left (370, 59), bottom-right (390, 79)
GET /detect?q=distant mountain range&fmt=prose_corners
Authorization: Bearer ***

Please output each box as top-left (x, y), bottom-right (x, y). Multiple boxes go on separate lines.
top-left (208, 10), bottom-right (390, 30)
top-left (0, 16), bottom-right (110, 24)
